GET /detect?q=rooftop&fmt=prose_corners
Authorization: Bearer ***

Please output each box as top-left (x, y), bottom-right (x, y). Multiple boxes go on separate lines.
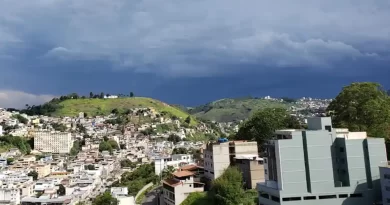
top-left (173, 170), bottom-right (194, 178)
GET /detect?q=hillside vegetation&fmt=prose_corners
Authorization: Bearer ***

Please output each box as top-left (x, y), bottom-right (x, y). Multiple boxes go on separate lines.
top-left (55, 97), bottom-right (184, 116)
top-left (23, 97), bottom-right (196, 124)
top-left (188, 98), bottom-right (292, 122)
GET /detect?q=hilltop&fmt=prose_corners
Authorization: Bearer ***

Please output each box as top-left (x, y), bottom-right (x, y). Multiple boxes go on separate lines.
top-left (23, 97), bottom-right (197, 124)
top-left (187, 98), bottom-right (292, 122)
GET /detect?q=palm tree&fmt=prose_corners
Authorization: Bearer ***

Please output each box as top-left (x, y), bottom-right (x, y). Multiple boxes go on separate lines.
top-left (161, 166), bottom-right (176, 180)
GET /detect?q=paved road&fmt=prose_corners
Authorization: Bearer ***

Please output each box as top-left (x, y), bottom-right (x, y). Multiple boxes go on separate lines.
top-left (141, 187), bottom-right (160, 205)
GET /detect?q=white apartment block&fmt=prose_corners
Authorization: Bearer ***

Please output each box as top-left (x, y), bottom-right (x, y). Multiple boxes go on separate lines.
top-left (0, 186), bottom-right (20, 205)
top-left (33, 132), bottom-right (73, 154)
top-left (204, 140), bottom-right (258, 180)
top-left (0, 125), bottom-right (3, 136)
top-left (154, 154), bottom-right (194, 176)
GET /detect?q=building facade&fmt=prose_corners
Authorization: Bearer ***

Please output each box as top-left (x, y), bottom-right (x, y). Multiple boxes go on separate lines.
top-left (162, 171), bottom-right (204, 205)
top-left (33, 132), bottom-right (73, 154)
top-left (258, 117), bottom-right (386, 205)
top-left (379, 166), bottom-right (390, 205)
top-left (204, 140), bottom-right (258, 180)
top-left (235, 155), bottom-right (265, 189)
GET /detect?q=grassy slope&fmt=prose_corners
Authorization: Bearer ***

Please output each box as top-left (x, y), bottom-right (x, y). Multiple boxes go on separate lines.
top-left (189, 98), bottom-right (291, 122)
top-left (54, 97), bottom-right (197, 125)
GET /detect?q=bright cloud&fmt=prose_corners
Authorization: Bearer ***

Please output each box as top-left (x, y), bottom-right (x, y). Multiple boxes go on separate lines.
top-left (0, 0), bottom-right (389, 76)
top-left (0, 90), bottom-right (55, 109)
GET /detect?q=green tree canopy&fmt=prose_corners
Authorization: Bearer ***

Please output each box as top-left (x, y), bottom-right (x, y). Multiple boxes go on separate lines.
top-left (236, 108), bottom-right (301, 151)
top-left (57, 184), bottom-right (66, 196)
top-left (327, 82), bottom-right (390, 138)
top-left (28, 171), bottom-right (38, 180)
top-left (208, 167), bottom-right (252, 205)
top-left (99, 141), bottom-right (113, 153)
top-left (161, 165), bottom-right (176, 180)
top-left (92, 192), bottom-right (118, 205)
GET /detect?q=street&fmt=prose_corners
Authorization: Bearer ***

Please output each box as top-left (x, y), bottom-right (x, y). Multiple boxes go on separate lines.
top-left (141, 187), bottom-right (160, 205)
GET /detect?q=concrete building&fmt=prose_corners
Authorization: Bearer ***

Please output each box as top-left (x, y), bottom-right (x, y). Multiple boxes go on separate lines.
top-left (379, 165), bottom-right (390, 205)
top-left (33, 132), bottom-right (73, 154)
top-left (0, 125), bottom-right (3, 136)
top-left (257, 117), bottom-right (386, 205)
top-left (204, 140), bottom-right (258, 180)
top-left (162, 170), bottom-right (204, 205)
top-left (154, 154), bottom-right (194, 176)
top-left (33, 164), bottom-right (51, 179)
top-left (235, 155), bottom-right (265, 189)
top-left (0, 185), bottom-right (20, 205)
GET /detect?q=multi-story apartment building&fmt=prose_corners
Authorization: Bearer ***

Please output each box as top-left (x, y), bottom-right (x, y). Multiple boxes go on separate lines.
top-left (162, 171), bottom-right (204, 205)
top-left (0, 125), bottom-right (3, 136)
top-left (154, 154), bottom-right (194, 176)
top-left (257, 117), bottom-right (386, 205)
top-left (0, 184), bottom-right (20, 205)
top-left (204, 140), bottom-right (258, 180)
top-left (235, 155), bottom-right (265, 189)
top-left (33, 132), bottom-right (73, 154)
top-left (379, 165), bottom-right (390, 205)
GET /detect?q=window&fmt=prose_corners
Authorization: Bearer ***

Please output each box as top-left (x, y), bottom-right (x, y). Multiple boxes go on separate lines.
top-left (339, 147), bottom-right (344, 152)
top-left (264, 158), bottom-right (267, 163)
top-left (325, 125), bottom-right (332, 132)
top-left (385, 174), bottom-right (390, 179)
top-left (350, 193), bottom-right (363, 198)
top-left (339, 194), bottom-right (348, 198)
top-left (271, 196), bottom-right (280, 202)
top-left (282, 197), bottom-right (301, 201)
top-left (260, 193), bottom-right (269, 199)
top-left (303, 196), bottom-right (316, 200)
top-left (319, 195), bottom-right (337, 199)
top-left (387, 198), bottom-right (390, 203)
top-left (386, 186), bottom-right (390, 191)
top-left (264, 169), bottom-right (268, 174)
top-left (258, 160), bottom-right (264, 165)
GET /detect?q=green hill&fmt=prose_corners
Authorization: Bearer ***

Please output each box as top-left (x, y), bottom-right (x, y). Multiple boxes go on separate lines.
top-left (188, 98), bottom-right (292, 122)
top-left (51, 97), bottom-right (196, 124)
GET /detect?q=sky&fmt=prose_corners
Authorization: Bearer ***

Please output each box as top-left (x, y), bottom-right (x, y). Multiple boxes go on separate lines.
top-left (1, 0), bottom-right (390, 108)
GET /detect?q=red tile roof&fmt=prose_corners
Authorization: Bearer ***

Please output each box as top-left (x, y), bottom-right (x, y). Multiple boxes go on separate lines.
top-left (173, 170), bottom-right (195, 178)
top-left (163, 178), bottom-right (181, 187)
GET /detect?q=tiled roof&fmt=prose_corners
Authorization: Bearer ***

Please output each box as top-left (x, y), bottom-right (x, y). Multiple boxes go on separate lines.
top-left (173, 170), bottom-right (194, 178)
top-left (163, 178), bottom-right (181, 187)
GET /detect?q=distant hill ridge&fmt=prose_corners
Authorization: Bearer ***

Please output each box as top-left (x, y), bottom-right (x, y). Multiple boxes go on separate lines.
top-left (187, 97), bottom-right (292, 122)
top-left (22, 97), bottom-right (196, 123)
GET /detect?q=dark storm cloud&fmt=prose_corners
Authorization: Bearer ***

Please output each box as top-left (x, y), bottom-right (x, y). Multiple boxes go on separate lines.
top-left (0, 0), bottom-right (390, 107)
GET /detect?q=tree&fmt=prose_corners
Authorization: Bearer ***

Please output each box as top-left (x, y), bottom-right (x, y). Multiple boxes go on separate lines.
top-left (6, 158), bottom-right (14, 165)
top-left (111, 108), bottom-right (119, 115)
top-left (130, 92), bottom-right (134, 97)
top-left (107, 139), bottom-right (119, 150)
top-left (99, 141), bottom-right (113, 153)
top-left (120, 159), bottom-right (137, 169)
top-left (161, 165), bottom-right (176, 180)
top-left (13, 114), bottom-right (28, 124)
top-left (172, 147), bottom-right (188, 155)
top-left (185, 116), bottom-right (191, 124)
top-left (167, 134), bottom-right (181, 144)
top-left (327, 82), bottom-right (390, 138)
top-left (92, 192), bottom-right (118, 205)
top-left (90, 92), bottom-right (94, 98)
top-left (208, 167), bottom-right (251, 205)
top-left (28, 171), bottom-right (39, 180)
top-left (57, 184), bottom-right (66, 196)
top-left (236, 108), bottom-right (301, 151)
top-left (100, 92), bottom-right (105, 99)
top-left (85, 164), bottom-right (96, 170)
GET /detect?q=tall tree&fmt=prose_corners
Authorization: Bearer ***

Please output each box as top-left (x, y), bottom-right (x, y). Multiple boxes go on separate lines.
top-left (92, 192), bottom-right (118, 205)
top-left (208, 167), bottom-right (250, 205)
top-left (100, 92), bottom-right (105, 99)
top-left (57, 184), bottom-right (66, 196)
top-left (130, 92), bottom-right (134, 97)
top-left (161, 165), bottom-right (176, 180)
top-left (89, 92), bottom-right (94, 98)
top-left (236, 108), bottom-right (301, 151)
top-left (327, 82), bottom-right (390, 138)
